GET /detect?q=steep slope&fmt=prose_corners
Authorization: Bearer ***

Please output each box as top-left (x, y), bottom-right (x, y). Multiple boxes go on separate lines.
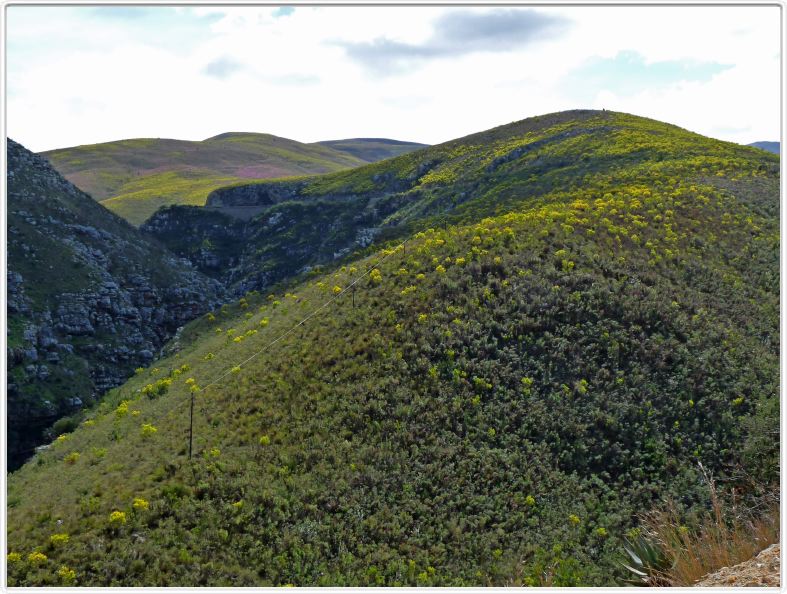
top-left (7, 111), bottom-right (779, 587)
top-left (315, 138), bottom-right (429, 162)
top-left (145, 110), bottom-right (778, 295)
top-left (747, 141), bottom-right (780, 155)
top-left (6, 139), bottom-right (224, 471)
top-left (41, 133), bottom-right (371, 226)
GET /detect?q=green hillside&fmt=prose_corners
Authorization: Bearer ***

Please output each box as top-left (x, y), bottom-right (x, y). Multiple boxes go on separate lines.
top-left (41, 133), bottom-right (374, 226)
top-left (315, 138), bottom-right (429, 162)
top-left (8, 111), bottom-right (779, 586)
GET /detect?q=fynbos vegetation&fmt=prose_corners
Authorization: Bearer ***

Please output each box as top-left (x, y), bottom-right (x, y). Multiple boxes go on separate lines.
top-left (6, 110), bottom-right (778, 586)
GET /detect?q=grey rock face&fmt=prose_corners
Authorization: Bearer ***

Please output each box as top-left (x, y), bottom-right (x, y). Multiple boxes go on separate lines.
top-left (7, 138), bottom-right (225, 470)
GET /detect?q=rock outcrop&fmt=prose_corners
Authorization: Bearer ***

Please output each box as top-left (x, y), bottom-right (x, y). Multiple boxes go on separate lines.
top-left (695, 544), bottom-right (780, 587)
top-left (7, 139), bottom-right (224, 470)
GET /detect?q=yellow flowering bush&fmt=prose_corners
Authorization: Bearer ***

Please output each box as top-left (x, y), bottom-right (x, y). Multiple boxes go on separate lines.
top-left (231, 366), bottom-right (242, 374)
top-left (7, 552), bottom-right (22, 564)
top-left (114, 401), bottom-right (129, 418)
top-left (132, 497), bottom-right (149, 511)
top-left (259, 435), bottom-right (271, 446)
top-left (140, 424), bottom-right (158, 438)
top-left (57, 565), bottom-right (76, 584)
top-left (28, 551), bottom-right (48, 565)
top-left (108, 510), bottom-right (127, 528)
top-left (64, 452), bottom-right (80, 465)
top-left (49, 533), bottom-right (69, 547)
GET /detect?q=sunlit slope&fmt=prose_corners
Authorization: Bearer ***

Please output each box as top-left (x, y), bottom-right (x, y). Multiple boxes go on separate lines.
top-left (314, 138), bottom-right (429, 162)
top-left (8, 110), bottom-right (779, 586)
top-left (41, 133), bottom-right (372, 225)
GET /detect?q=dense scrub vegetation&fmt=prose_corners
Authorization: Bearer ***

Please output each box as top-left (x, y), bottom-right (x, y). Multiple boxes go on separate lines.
top-left (7, 110), bottom-right (779, 586)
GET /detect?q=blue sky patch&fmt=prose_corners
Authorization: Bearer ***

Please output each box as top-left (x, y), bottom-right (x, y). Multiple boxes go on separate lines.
top-left (273, 6), bottom-right (295, 18)
top-left (566, 50), bottom-right (733, 97)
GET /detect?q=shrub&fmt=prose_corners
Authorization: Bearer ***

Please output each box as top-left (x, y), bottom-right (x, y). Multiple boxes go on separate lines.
top-left (108, 511), bottom-right (127, 528)
top-left (132, 497), bottom-right (149, 511)
top-left (57, 565), bottom-right (76, 584)
top-left (64, 452), bottom-right (80, 465)
top-left (259, 435), bottom-right (271, 446)
top-left (49, 533), bottom-right (69, 547)
top-left (140, 424), bottom-right (158, 438)
top-left (7, 552), bottom-right (21, 564)
top-left (114, 401), bottom-right (129, 418)
top-left (27, 551), bottom-right (47, 565)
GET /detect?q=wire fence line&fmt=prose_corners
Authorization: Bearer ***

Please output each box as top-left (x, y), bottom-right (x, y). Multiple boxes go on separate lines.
top-left (151, 217), bottom-right (449, 457)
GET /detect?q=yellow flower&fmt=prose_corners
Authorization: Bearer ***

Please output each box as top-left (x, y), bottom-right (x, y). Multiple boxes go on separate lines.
top-left (27, 551), bottom-right (48, 565)
top-left (114, 401), bottom-right (129, 418)
top-left (435, 265), bottom-right (446, 274)
top-left (231, 366), bottom-right (242, 374)
top-left (418, 314), bottom-right (428, 324)
top-left (108, 510), bottom-right (127, 528)
top-left (185, 377), bottom-right (196, 385)
top-left (210, 448), bottom-right (221, 458)
top-left (64, 452), bottom-right (80, 465)
top-left (568, 514), bottom-right (581, 525)
top-left (57, 565), bottom-right (76, 583)
top-left (133, 497), bottom-right (149, 511)
top-left (140, 423), bottom-right (158, 438)
top-left (7, 552), bottom-right (22, 563)
top-left (259, 318), bottom-right (269, 327)
top-left (50, 533), bottom-right (69, 547)
top-left (259, 435), bottom-right (271, 446)
top-left (333, 285), bottom-right (343, 294)
top-left (203, 352), bottom-right (214, 360)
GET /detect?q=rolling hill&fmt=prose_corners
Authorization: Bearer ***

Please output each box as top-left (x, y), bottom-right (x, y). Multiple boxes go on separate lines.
top-left (42, 134), bottom-right (426, 226)
top-left (8, 110), bottom-right (779, 586)
top-left (747, 141), bottom-right (780, 155)
top-left (316, 138), bottom-right (428, 162)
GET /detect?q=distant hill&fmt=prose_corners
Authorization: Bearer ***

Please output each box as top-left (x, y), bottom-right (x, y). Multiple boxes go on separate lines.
top-left (41, 134), bottom-right (424, 226)
top-left (6, 139), bottom-right (223, 471)
top-left (748, 141), bottom-right (779, 154)
top-left (315, 138), bottom-right (428, 162)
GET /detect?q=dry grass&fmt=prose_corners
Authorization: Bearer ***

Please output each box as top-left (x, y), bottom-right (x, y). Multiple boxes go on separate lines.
top-left (642, 465), bottom-right (779, 586)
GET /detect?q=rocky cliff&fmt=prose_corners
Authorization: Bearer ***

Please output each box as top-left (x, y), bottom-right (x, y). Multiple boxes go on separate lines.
top-left (7, 139), bottom-right (224, 470)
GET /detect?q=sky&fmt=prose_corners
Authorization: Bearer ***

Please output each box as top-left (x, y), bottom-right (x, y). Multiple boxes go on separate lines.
top-left (5, 5), bottom-right (782, 152)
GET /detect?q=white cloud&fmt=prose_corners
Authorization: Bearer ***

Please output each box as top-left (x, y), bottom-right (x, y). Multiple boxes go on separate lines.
top-left (5, 5), bottom-right (780, 152)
